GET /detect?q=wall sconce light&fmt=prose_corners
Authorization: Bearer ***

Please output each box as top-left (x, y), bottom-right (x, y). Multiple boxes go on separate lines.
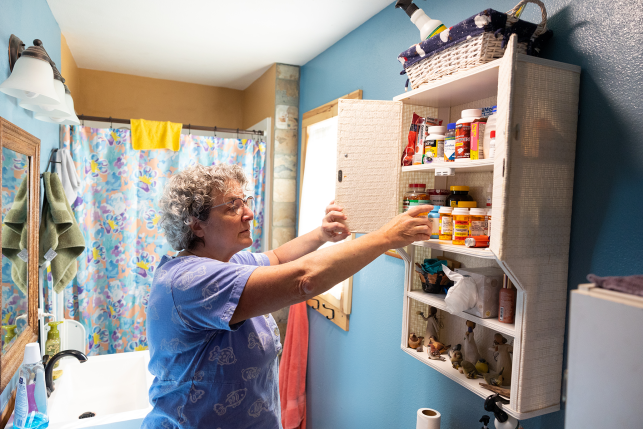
top-left (20, 64), bottom-right (71, 116)
top-left (0, 35), bottom-right (79, 125)
top-left (35, 84), bottom-right (80, 125)
top-left (0, 37), bottom-right (59, 104)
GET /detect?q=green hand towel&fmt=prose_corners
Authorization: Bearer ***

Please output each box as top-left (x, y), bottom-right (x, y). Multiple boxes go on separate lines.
top-left (38, 172), bottom-right (86, 293)
top-left (1, 177), bottom-right (30, 295)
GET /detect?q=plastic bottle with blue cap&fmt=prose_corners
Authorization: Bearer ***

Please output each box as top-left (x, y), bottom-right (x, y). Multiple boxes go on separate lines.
top-left (13, 343), bottom-right (48, 429)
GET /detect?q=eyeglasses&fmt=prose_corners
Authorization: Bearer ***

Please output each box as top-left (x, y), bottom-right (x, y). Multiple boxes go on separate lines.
top-left (211, 196), bottom-right (254, 215)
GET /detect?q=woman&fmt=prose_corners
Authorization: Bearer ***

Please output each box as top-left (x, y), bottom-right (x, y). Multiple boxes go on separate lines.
top-left (143, 164), bottom-right (431, 428)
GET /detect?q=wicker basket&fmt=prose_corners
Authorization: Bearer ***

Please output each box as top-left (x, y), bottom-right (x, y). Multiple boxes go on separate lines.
top-left (403, 0), bottom-right (549, 89)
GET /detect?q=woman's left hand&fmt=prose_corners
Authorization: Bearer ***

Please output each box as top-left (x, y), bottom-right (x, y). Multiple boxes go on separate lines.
top-left (320, 200), bottom-right (350, 243)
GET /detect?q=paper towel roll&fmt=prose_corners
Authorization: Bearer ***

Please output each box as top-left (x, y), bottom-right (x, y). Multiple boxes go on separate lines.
top-left (417, 408), bottom-right (441, 429)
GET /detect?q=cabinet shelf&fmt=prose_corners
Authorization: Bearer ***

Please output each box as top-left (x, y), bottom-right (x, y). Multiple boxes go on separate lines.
top-left (400, 346), bottom-right (559, 420)
top-left (412, 240), bottom-right (495, 259)
top-left (402, 159), bottom-right (495, 174)
top-left (401, 345), bottom-right (497, 403)
top-left (393, 59), bottom-right (501, 107)
top-left (407, 290), bottom-right (515, 337)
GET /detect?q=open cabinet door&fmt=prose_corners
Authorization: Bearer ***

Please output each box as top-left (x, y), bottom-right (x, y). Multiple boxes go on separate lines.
top-left (489, 34), bottom-right (518, 260)
top-left (335, 99), bottom-right (403, 234)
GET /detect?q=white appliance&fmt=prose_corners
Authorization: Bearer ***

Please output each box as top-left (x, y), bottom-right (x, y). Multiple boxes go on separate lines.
top-left (565, 283), bottom-right (643, 427)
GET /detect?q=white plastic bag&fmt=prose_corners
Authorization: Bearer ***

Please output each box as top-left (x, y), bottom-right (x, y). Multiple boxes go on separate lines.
top-left (443, 266), bottom-right (478, 314)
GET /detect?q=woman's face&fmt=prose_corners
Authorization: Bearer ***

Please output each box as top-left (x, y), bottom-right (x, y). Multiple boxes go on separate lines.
top-left (198, 181), bottom-right (254, 258)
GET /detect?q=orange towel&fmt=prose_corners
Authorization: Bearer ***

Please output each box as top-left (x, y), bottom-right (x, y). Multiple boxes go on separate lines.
top-left (279, 302), bottom-right (309, 429)
top-left (131, 119), bottom-right (182, 151)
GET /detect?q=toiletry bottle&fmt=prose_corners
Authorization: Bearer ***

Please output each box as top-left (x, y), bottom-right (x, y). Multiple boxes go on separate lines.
top-left (45, 321), bottom-right (63, 369)
top-left (482, 105), bottom-right (497, 158)
top-left (3, 324), bottom-right (17, 346)
top-left (425, 126), bottom-right (446, 163)
top-left (429, 206), bottom-right (441, 239)
top-left (499, 284), bottom-right (516, 324)
top-left (455, 109), bottom-right (482, 162)
top-left (14, 343), bottom-right (49, 429)
top-left (444, 123), bottom-right (456, 162)
top-left (395, 0), bottom-right (446, 40)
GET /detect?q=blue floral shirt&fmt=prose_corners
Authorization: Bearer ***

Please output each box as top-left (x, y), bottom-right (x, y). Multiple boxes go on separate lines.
top-left (143, 252), bottom-right (282, 429)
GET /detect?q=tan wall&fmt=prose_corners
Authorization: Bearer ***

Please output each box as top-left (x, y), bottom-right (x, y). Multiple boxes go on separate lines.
top-left (61, 36), bottom-right (275, 131)
top-left (76, 69), bottom-right (243, 128)
top-left (242, 64), bottom-right (276, 129)
top-left (60, 34), bottom-right (82, 112)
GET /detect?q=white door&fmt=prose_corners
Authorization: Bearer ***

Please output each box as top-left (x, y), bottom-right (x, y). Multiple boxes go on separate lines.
top-left (335, 99), bottom-right (403, 234)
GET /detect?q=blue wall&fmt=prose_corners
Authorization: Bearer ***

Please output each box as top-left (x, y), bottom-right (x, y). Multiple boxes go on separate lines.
top-left (0, 0), bottom-right (60, 411)
top-left (0, 0), bottom-right (61, 173)
top-left (299, 1), bottom-right (642, 428)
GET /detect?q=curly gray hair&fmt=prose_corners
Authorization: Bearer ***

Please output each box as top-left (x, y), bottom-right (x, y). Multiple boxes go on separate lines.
top-left (159, 163), bottom-right (248, 250)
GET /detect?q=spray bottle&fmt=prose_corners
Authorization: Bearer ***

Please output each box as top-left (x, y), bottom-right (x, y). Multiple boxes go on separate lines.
top-left (395, 0), bottom-right (446, 40)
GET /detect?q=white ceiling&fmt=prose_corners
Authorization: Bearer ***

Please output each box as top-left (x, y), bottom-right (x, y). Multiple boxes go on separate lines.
top-left (47, 0), bottom-right (393, 90)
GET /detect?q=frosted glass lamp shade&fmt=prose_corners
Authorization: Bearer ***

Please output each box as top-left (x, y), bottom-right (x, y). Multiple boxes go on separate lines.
top-left (0, 56), bottom-right (59, 104)
top-left (63, 92), bottom-right (80, 125)
top-left (35, 92), bottom-right (80, 126)
top-left (19, 79), bottom-right (71, 117)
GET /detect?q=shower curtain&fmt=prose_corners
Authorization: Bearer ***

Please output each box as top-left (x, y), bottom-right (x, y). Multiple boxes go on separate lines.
top-left (47, 125), bottom-right (266, 355)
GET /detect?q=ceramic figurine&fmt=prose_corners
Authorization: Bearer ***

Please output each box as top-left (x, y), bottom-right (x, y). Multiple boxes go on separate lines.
top-left (417, 306), bottom-right (440, 346)
top-left (475, 358), bottom-right (489, 374)
top-left (479, 415), bottom-right (491, 429)
top-left (447, 344), bottom-right (462, 359)
top-left (463, 321), bottom-right (481, 364)
top-left (450, 350), bottom-right (463, 369)
top-left (408, 333), bottom-right (421, 349)
top-left (428, 335), bottom-right (450, 354)
top-left (459, 360), bottom-right (480, 379)
top-left (416, 345), bottom-right (424, 353)
top-left (490, 333), bottom-right (513, 386)
top-left (482, 367), bottom-right (505, 387)
top-left (428, 343), bottom-right (446, 361)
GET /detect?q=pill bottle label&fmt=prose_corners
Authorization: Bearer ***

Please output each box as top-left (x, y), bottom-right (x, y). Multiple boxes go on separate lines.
top-left (455, 122), bottom-right (471, 160)
top-left (470, 220), bottom-right (488, 236)
top-left (430, 194), bottom-right (447, 206)
top-left (453, 219), bottom-right (469, 244)
top-left (429, 217), bottom-right (440, 238)
top-left (444, 137), bottom-right (455, 162)
top-left (426, 138), bottom-right (438, 159)
top-left (439, 216), bottom-right (453, 239)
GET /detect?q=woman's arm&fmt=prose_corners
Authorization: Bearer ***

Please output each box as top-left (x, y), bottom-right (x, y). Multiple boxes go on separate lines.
top-left (263, 202), bottom-right (349, 265)
top-left (230, 205), bottom-right (432, 324)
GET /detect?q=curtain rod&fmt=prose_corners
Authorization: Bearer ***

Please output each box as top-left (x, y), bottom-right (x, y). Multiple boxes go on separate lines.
top-left (76, 115), bottom-right (266, 136)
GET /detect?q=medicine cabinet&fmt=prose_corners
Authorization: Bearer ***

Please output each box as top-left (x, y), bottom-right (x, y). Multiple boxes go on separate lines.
top-left (334, 36), bottom-right (580, 419)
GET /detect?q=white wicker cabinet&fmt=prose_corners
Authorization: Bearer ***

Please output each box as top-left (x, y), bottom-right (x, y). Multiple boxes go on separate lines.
top-left (334, 36), bottom-right (580, 419)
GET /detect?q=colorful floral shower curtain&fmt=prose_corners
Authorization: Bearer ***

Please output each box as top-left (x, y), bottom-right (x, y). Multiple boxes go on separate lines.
top-left (50, 125), bottom-right (266, 355)
top-left (1, 148), bottom-right (30, 350)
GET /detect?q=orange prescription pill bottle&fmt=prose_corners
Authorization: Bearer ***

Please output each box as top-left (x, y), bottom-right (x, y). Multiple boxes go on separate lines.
top-left (438, 206), bottom-right (453, 241)
top-left (469, 208), bottom-right (488, 236)
top-left (452, 207), bottom-right (470, 245)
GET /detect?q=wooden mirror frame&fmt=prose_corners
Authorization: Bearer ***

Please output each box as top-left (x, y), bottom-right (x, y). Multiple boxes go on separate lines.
top-left (0, 118), bottom-right (40, 393)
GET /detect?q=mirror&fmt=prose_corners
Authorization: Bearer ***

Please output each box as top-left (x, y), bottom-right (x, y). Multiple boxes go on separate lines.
top-left (0, 118), bottom-right (40, 396)
top-left (1, 147), bottom-right (30, 353)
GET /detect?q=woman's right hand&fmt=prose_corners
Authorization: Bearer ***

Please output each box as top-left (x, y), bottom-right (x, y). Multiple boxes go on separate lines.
top-left (377, 205), bottom-right (433, 248)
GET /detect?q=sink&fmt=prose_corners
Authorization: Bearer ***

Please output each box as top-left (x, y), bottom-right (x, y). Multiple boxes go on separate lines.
top-left (47, 350), bottom-right (153, 429)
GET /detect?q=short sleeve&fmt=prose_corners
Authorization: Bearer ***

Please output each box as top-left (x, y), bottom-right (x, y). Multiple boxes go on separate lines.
top-left (170, 257), bottom-right (259, 331)
top-left (230, 251), bottom-right (271, 267)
